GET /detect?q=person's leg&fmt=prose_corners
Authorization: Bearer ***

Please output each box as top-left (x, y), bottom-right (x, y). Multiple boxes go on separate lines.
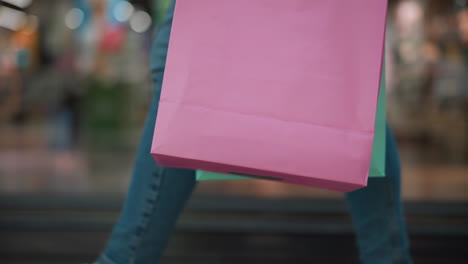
top-left (345, 125), bottom-right (412, 264)
top-left (98, 1), bottom-right (196, 263)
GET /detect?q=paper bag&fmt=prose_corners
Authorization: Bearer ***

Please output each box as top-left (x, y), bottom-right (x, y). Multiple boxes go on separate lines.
top-left (152, 0), bottom-right (388, 191)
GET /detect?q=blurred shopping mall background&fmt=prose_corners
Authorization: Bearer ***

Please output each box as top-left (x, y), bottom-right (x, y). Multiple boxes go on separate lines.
top-left (0, 0), bottom-right (467, 263)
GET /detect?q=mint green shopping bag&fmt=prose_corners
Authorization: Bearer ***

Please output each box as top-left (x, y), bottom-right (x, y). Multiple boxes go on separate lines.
top-left (368, 67), bottom-right (386, 177)
top-left (197, 68), bottom-right (386, 181)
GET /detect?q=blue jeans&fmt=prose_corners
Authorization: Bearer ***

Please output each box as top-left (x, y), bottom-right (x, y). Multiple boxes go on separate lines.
top-left (98, 1), bottom-right (412, 263)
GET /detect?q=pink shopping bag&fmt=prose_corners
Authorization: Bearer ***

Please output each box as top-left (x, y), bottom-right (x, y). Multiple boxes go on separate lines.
top-left (152, 0), bottom-right (387, 192)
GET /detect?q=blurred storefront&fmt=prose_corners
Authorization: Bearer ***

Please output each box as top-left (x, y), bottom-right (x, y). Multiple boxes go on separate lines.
top-left (1, 1), bottom-right (467, 263)
top-left (1, 0), bottom-right (158, 194)
top-left (387, 0), bottom-right (468, 165)
top-left (0, 0), bottom-right (466, 199)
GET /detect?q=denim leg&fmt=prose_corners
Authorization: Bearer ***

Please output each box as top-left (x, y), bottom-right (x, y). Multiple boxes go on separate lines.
top-left (345, 125), bottom-right (412, 264)
top-left (97, 97), bottom-right (196, 264)
top-left (98, 1), bottom-right (196, 263)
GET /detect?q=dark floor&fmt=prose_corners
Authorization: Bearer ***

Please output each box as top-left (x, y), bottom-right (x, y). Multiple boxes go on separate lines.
top-left (1, 195), bottom-right (467, 264)
top-left (1, 144), bottom-right (468, 263)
